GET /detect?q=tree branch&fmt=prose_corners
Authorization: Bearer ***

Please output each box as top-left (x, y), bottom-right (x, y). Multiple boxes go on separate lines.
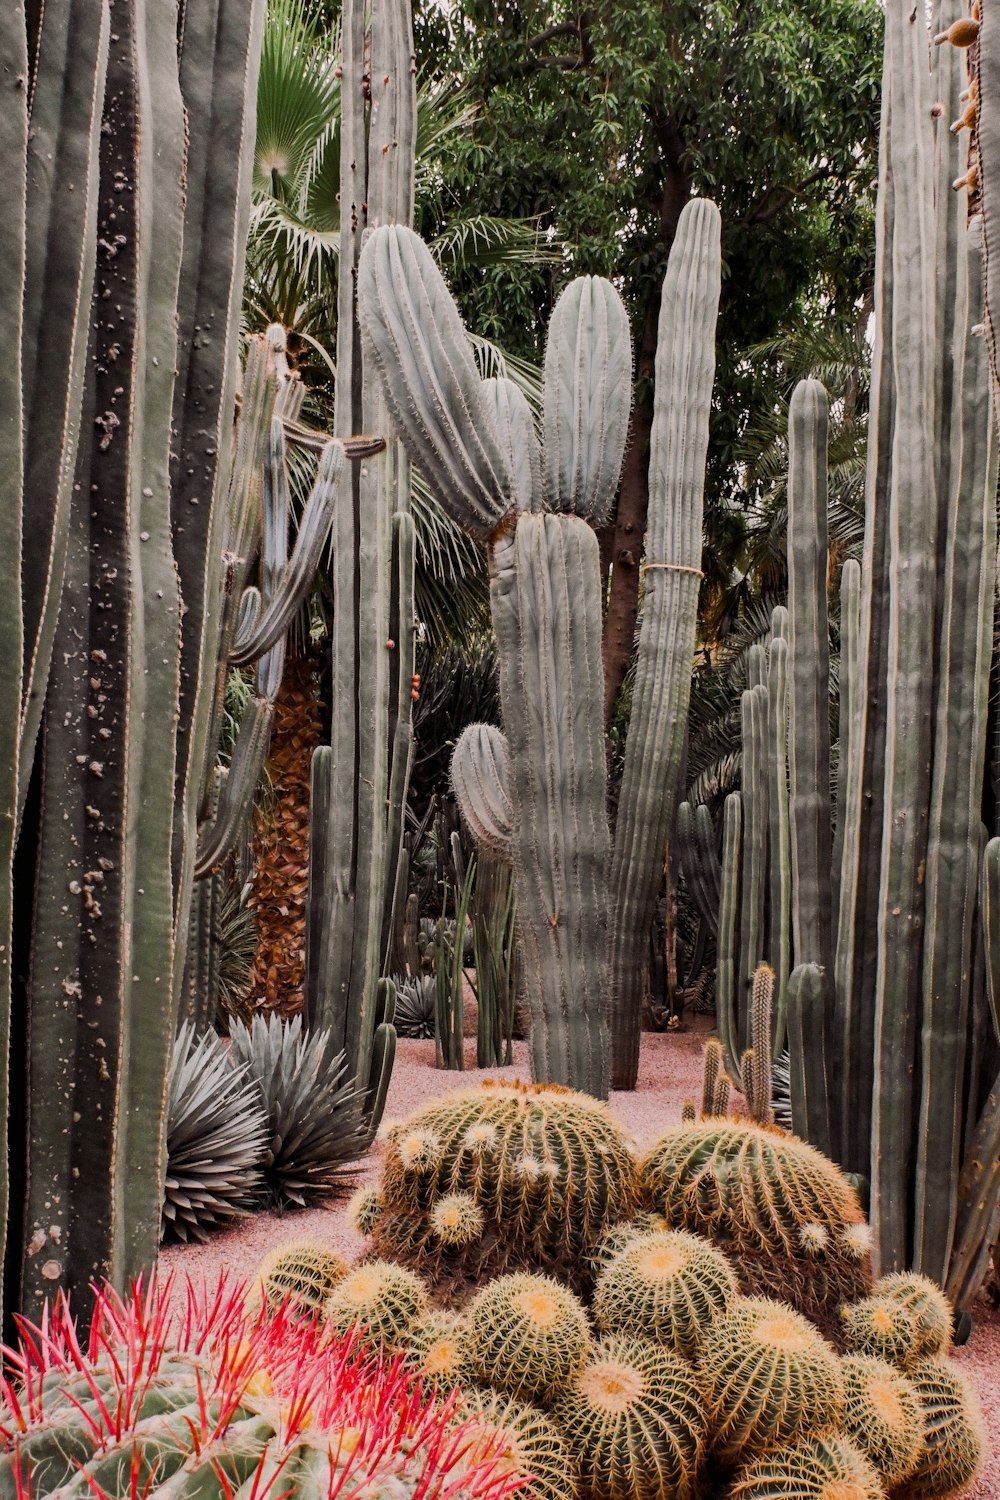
top-left (746, 165), bottom-right (836, 226)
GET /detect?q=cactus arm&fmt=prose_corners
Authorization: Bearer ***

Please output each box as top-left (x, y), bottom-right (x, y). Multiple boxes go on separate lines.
top-left (0, 4), bottom-right (27, 1327)
top-left (491, 516), bottom-right (612, 1096)
top-left (716, 793), bottom-right (743, 1082)
top-left (194, 698), bottom-right (273, 879)
top-left (786, 964), bottom-right (832, 1152)
top-left (18, 3), bottom-right (110, 822)
top-left (871, 0), bottom-right (943, 1275)
top-left (451, 724), bottom-right (515, 863)
top-left (482, 376), bottom-right (542, 512)
top-left (229, 435), bottom-right (346, 671)
top-left (608, 198), bottom-right (722, 1090)
top-left (767, 610), bottom-right (791, 1054)
top-left (737, 685), bottom-right (769, 1041)
top-left (358, 224), bottom-right (512, 540)
top-left (542, 276), bottom-right (631, 525)
top-left (169, 0), bottom-right (267, 959)
top-left (914, 213), bottom-right (997, 1281)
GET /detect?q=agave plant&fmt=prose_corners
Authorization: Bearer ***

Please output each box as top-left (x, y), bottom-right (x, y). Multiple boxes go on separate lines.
top-left (162, 1025), bottom-right (269, 1244)
top-left (394, 975), bottom-right (437, 1040)
top-left (230, 1015), bottom-right (367, 1208)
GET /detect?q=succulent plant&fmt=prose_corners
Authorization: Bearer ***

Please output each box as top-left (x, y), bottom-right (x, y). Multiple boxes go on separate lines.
top-left (347, 1184), bottom-right (385, 1238)
top-left (840, 1294), bottom-right (925, 1370)
top-left (459, 1391), bottom-right (579, 1500)
top-left (467, 1273), bottom-right (592, 1403)
top-left (370, 1081), bottom-right (641, 1292)
top-left (641, 1119), bottom-right (870, 1325)
top-left (324, 1259), bottom-right (429, 1353)
top-left (230, 1014), bottom-right (367, 1208)
top-left (550, 1335), bottom-right (706, 1500)
top-left (901, 1358), bottom-right (987, 1498)
top-left (394, 973), bottom-right (438, 1039)
top-left (840, 1355), bottom-right (925, 1486)
top-left (697, 1297), bottom-right (844, 1467)
top-left (0, 1276), bottom-right (527, 1500)
top-left (724, 1432), bottom-right (884, 1500)
top-left (253, 1238), bottom-right (349, 1321)
top-left (584, 1213), bottom-right (670, 1280)
top-left (406, 1310), bottom-right (475, 1388)
top-left (161, 1023), bottom-right (268, 1243)
top-left (593, 1229), bottom-right (738, 1360)
top-left (871, 1271), bottom-right (953, 1360)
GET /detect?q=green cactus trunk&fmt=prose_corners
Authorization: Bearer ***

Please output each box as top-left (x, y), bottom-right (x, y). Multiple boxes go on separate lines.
top-left (491, 516), bottom-right (612, 1096)
top-left (609, 199), bottom-right (721, 1091)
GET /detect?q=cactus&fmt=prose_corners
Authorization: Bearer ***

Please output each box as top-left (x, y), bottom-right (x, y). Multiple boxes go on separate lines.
top-left (840, 1355), bottom-right (925, 1486)
top-left (324, 1260), bottom-right (428, 1353)
top-left (452, 724), bottom-right (515, 863)
top-left (161, 1024), bottom-right (268, 1244)
top-left (584, 1213), bottom-right (670, 1280)
top-left (253, 1238), bottom-right (350, 1320)
top-left (347, 1185), bottom-right (384, 1239)
top-left (0, 1276), bottom-right (524, 1500)
top-left (467, 1273), bottom-right (592, 1403)
top-left (742, 964), bottom-right (775, 1126)
top-left (459, 1393), bottom-right (578, 1500)
top-left (406, 1310), bottom-right (474, 1388)
top-left (550, 1336), bottom-right (706, 1500)
top-left (724, 1432), bottom-right (883, 1500)
top-left (429, 1193), bottom-right (487, 1247)
top-left (303, 0), bottom-right (414, 1127)
top-left (593, 1229), bottom-right (737, 1359)
top-left (368, 1082), bottom-right (641, 1292)
top-left (609, 199), bottom-right (722, 1091)
top-left (676, 801), bottom-right (722, 937)
top-left (642, 1119), bottom-right (871, 1325)
top-left (872, 1271), bottom-right (954, 1358)
top-left (698, 1298), bottom-right (844, 1467)
top-left (901, 1358), bottom-right (987, 1498)
top-left (840, 1295), bottom-right (928, 1370)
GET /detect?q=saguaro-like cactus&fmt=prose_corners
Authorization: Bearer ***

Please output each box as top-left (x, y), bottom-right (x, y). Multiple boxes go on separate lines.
top-left (304, 0), bottom-right (414, 1120)
top-left (608, 199), bottom-right (722, 1091)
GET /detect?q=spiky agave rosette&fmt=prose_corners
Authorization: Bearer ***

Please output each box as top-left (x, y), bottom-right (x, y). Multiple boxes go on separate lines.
top-left (0, 1275), bottom-right (531, 1500)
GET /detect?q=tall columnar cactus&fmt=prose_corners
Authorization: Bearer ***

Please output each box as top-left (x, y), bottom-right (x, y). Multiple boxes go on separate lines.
top-left (608, 199), bottom-right (722, 1091)
top-left (360, 199), bottom-right (721, 1097)
top-left (304, 0), bottom-right (414, 1117)
top-left (2, 0), bottom-right (268, 1321)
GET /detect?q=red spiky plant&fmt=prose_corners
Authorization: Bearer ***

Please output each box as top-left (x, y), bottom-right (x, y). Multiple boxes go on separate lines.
top-left (0, 1274), bottom-right (531, 1500)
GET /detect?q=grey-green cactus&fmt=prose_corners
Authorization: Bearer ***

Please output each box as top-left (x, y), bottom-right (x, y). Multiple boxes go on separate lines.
top-left (608, 198), bottom-right (722, 1090)
top-left (452, 724), bottom-right (514, 863)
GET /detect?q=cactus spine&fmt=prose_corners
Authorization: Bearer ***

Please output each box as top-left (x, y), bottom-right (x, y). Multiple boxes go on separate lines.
top-left (609, 199), bottom-right (722, 1091)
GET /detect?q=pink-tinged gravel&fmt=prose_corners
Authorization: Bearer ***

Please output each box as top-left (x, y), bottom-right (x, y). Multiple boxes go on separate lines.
top-left (158, 1030), bottom-right (1000, 1497)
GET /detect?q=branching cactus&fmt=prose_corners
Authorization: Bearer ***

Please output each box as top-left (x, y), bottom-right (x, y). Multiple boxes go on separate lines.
top-left (360, 202), bottom-right (722, 1097)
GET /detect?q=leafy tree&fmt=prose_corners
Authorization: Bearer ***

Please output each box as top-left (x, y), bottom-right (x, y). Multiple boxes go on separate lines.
top-left (409, 0), bottom-right (883, 713)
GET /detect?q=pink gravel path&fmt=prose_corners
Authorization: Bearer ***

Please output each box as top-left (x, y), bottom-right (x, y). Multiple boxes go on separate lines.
top-left (158, 1031), bottom-right (1000, 1498)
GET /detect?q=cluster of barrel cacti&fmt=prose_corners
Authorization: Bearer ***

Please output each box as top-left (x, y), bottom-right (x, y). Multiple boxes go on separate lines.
top-left (251, 1081), bottom-right (986, 1500)
top-left (0, 1276), bottom-right (528, 1500)
top-left (359, 189), bottom-right (721, 1100)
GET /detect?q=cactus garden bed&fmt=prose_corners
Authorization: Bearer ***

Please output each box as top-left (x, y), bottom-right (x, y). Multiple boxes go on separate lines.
top-left (157, 1032), bottom-right (1000, 1499)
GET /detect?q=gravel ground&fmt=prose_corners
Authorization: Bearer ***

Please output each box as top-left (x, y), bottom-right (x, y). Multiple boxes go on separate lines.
top-left (158, 1029), bottom-right (1000, 1498)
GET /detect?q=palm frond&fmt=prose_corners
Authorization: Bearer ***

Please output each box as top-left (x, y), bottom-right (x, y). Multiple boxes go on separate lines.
top-left (430, 215), bottom-right (559, 273)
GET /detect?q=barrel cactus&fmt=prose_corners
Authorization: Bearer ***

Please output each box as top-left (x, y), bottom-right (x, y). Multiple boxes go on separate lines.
top-left (253, 1238), bottom-right (349, 1320)
top-left (368, 1081), bottom-right (641, 1292)
top-left (467, 1273), bottom-right (592, 1403)
top-left (593, 1229), bottom-right (737, 1360)
top-left (323, 1260), bottom-right (428, 1353)
top-left (902, 1359), bottom-right (987, 1499)
top-left (641, 1119), bottom-right (871, 1325)
top-left (725, 1432), bottom-right (883, 1500)
top-left (459, 1392), bottom-right (578, 1500)
top-left (405, 1310), bottom-right (475, 1388)
top-left (0, 1277), bottom-right (527, 1500)
top-left (870, 1271), bottom-right (953, 1360)
top-left (550, 1335), bottom-right (706, 1500)
top-left (697, 1298), bottom-right (844, 1467)
top-left (840, 1294), bottom-right (926, 1370)
top-left (584, 1213), bottom-right (670, 1280)
top-left (840, 1355), bottom-right (925, 1486)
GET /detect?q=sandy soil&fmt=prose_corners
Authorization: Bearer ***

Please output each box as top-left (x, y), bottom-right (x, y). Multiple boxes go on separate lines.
top-left (158, 1030), bottom-right (1000, 1498)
